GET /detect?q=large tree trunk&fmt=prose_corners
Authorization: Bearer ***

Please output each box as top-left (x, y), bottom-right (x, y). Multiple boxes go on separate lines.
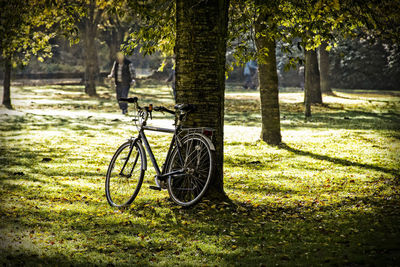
top-left (319, 42), bottom-right (333, 95)
top-left (108, 29), bottom-right (120, 63)
top-left (304, 49), bottom-right (322, 117)
top-left (83, 21), bottom-right (99, 96)
top-left (107, 22), bottom-right (125, 64)
top-left (2, 57), bottom-right (12, 109)
top-left (106, 31), bottom-right (119, 91)
top-left (255, 18), bottom-right (281, 145)
top-left (82, 0), bottom-right (101, 97)
top-left (175, 0), bottom-right (229, 200)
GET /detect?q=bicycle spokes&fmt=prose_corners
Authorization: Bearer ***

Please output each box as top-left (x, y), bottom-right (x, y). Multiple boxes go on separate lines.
top-left (167, 135), bottom-right (213, 206)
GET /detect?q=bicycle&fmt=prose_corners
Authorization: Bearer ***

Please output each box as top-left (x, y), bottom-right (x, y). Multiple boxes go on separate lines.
top-left (105, 97), bottom-right (215, 207)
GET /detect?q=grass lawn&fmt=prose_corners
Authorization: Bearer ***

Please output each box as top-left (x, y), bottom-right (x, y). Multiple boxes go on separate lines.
top-left (0, 83), bottom-right (399, 266)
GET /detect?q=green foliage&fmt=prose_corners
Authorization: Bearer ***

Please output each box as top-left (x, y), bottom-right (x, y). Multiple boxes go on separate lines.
top-left (75, 0), bottom-right (118, 33)
top-left (122, 0), bottom-right (175, 62)
top-left (352, 0), bottom-right (400, 43)
top-left (116, 0), bottom-right (400, 76)
top-left (227, 0), bottom-right (258, 68)
top-left (0, 0), bottom-right (81, 65)
top-left (330, 37), bottom-right (400, 90)
top-left (98, 0), bottom-right (136, 55)
top-left (1, 84), bottom-right (399, 265)
top-left (228, 0), bottom-right (400, 73)
top-left (1, 0), bottom-right (51, 64)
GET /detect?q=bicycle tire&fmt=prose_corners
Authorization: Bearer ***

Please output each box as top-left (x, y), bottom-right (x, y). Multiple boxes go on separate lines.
top-left (166, 134), bottom-right (214, 207)
top-left (105, 140), bottom-right (145, 207)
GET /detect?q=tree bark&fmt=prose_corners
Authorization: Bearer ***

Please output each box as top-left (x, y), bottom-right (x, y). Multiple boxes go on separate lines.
top-left (319, 42), bottom-right (333, 95)
top-left (255, 18), bottom-right (281, 145)
top-left (304, 85), bottom-right (312, 119)
top-left (106, 31), bottom-right (119, 92)
top-left (108, 29), bottom-right (120, 63)
top-left (304, 49), bottom-right (322, 111)
top-left (2, 57), bottom-right (12, 109)
top-left (106, 16), bottom-right (125, 64)
top-left (82, 0), bottom-right (100, 97)
top-left (175, 0), bottom-right (229, 200)
top-left (83, 21), bottom-right (99, 96)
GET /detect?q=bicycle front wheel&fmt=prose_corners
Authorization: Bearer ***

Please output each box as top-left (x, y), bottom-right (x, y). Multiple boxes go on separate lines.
top-left (105, 141), bottom-right (145, 207)
top-left (167, 134), bottom-right (214, 207)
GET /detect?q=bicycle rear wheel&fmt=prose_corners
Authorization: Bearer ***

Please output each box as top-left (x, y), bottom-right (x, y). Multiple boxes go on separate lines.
top-left (105, 141), bottom-right (145, 207)
top-left (167, 134), bottom-right (214, 207)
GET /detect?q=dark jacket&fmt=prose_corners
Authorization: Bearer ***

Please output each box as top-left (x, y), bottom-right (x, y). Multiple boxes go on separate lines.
top-left (114, 59), bottom-right (132, 86)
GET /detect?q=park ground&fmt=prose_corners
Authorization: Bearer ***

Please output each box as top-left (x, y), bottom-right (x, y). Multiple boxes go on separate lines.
top-left (0, 82), bottom-right (399, 266)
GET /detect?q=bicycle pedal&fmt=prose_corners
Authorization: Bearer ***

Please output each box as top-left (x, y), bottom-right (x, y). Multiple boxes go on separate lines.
top-left (149, 186), bottom-right (161, 191)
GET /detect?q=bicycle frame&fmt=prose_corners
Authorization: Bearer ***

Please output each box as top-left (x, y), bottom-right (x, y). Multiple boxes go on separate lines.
top-left (133, 125), bottom-right (186, 181)
top-left (120, 100), bottom-right (215, 185)
top-left (107, 97), bottom-right (218, 207)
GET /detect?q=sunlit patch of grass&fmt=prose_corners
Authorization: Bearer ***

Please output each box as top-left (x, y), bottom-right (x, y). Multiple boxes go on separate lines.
top-left (0, 84), bottom-right (399, 265)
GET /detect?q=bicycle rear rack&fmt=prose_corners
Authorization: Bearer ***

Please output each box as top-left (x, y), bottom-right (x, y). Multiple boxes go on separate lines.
top-left (179, 127), bottom-right (215, 142)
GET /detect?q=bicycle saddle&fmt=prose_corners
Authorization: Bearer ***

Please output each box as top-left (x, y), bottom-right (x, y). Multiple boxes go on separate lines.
top-left (174, 103), bottom-right (195, 112)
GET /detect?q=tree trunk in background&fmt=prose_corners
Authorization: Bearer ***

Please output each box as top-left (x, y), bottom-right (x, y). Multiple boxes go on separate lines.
top-left (82, 0), bottom-right (101, 97)
top-left (83, 21), bottom-right (99, 96)
top-left (107, 25), bottom-right (125, 64)
top-left (304, 49), bottom-right (322, 110)
top-left (108, 30), bottom-right (120, 63)
top-left (2, 57), bottom-right (12, 109)
top-left (175, 0), bottom-right (229, 200)
top-left (319, 42), bottom-right (333, 95)
top-left (255, 18), bottom-right (281, 145)
top-left (106, 31), bottom-right (119, 92)
top-left (304, 80), bottom-right (312, 119)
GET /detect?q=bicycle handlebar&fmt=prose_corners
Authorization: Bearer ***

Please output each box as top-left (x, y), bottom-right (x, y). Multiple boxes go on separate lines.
top-left (119, 96), bottom-right (193, 117)
top-left (154, 106), bottom-right (175, 115)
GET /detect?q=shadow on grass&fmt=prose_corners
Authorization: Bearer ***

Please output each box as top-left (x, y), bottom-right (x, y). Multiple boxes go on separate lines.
top-left (225, 106), bottom-right (400, 132)
top-left (279, 143), bottom-right (399, 176)
top-left (1, 134), bottom-right (399, 266)
top-left (281, 110), bottom-right (399, 131)
top-left (2, 193), bottom-right (399, 266)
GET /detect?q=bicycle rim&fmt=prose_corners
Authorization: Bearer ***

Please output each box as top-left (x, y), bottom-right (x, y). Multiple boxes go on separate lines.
top-left (167, 135), bottom-right (213, 207)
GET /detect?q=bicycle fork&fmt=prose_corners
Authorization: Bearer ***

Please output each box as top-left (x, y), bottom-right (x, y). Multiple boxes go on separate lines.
top-left (119, 140), bottom-right (140, 178)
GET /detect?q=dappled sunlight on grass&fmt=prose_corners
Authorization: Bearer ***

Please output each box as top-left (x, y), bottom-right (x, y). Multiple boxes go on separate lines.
top-left (0, 84), bottom-right (399, 265)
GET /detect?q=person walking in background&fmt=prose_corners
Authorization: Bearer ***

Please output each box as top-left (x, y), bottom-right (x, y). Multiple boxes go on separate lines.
top-left (108, 52), bottom-right (136, 114)
top-left (243, 60), bottom-right (258, 90)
